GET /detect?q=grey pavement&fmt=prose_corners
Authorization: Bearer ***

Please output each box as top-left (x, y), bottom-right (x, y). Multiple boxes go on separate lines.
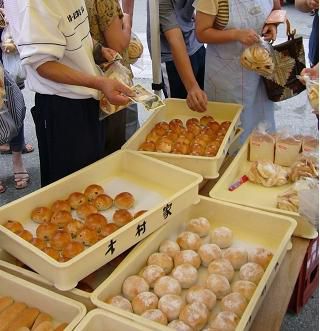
top-left (0, 2), bottom-right (318, 330)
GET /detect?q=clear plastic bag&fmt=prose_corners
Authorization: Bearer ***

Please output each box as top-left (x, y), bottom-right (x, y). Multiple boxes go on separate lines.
top-left (127, 32), bottom-right (144, 65)
top-left (240, 37), bottom-right (275, 78)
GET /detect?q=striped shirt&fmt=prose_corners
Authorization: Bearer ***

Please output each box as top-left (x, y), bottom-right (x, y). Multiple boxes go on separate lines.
top-left (194, 0), bottom-right (229, 30)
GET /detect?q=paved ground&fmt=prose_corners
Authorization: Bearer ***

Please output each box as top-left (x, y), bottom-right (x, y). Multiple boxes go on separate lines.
top-left (0, 2), bottom-right (318, 330)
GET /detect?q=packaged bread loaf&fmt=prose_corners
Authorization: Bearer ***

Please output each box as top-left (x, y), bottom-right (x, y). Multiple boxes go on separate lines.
top-left (249, 126), bottom-right (275, 162)
top-left (274, 132), bottom-right (301, 167)
top-left (302, 135), bottom-right (319, 153)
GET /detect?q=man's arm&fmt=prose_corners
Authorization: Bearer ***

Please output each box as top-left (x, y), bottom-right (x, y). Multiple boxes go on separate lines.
top-left (295, 0), bottom-right (319, 12)
top-left (37, 61), bottom-right (133, 105)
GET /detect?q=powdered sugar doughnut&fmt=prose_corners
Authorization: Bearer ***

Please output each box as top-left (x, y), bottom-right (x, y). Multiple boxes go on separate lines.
top-left (231, 280), bottom-right (257, 301)
top-left (248, 247), bottom-right (273, 270)
top-left (106, 295), bottom-right (133, 312)
top-left (239, 262), bottom-right (264, 285)
top-left (132, 291), bottom-right (159, 315)
top-left (198, 243), bottom-right (222, 267)
top-left (140, 265), bottom-right (166, 288)
top-left (158, 294), bottom-right (184, 321)
top-left (179, 302), bottom-right (209, 331)
top-left (223, 247), bottom-right (248, 270)
top-left (209, 311), bottom-right (239, 331)
top-left (206, 274), bottom-right (231, 299)
top-left (176, 231), bottom-right (201, 251)
top-left (208, 258), bottom-right (235, 282)
top-left (211, 227), bottom-right (233, 248)
top-left (159, 240), bottom-right (180, 258)
top-left (186, 285), bottom-right (217, 310)
top-left (174, 250), bottom-right (201, 269)
top-left (171, 263), bottom-right (198, 288)
top-left (154, 276), bottom-right (182, 297)
top-left (221, 292), bottom-right (248, 317)
top-left (122, 275), bottom-right (150, 301)
top-left (141, 309), bottom-right (168, 325)
top-left (147, 252), bottom-right (173, 274)
top-left (167, 320), bottom-right (193, 331)
top-left (186, 217), bottom-right (211, 237)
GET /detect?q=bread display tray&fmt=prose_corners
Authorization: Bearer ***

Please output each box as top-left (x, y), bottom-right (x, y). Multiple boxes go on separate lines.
top-left (0, 150), bottom-right (202, 291)
top-left (209, 140), bottom-right (318, 239)
top-left (91, 196), bottom-right (296, 331)
top-left (74, 309), bottom-right (150, 331)
top-left (0, 269), bottom-right (86, 330)
top-left (122, 98), bottom-right (242, 178)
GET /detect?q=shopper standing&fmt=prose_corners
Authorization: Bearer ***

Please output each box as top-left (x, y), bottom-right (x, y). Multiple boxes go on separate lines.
top-left (5, 0), bottom-right (133, 187)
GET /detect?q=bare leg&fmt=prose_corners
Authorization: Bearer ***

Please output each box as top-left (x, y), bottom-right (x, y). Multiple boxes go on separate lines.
top-left (12, 151), bottom-right (29, 189)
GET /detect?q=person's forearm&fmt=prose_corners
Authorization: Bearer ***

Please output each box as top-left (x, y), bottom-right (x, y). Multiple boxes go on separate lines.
top-left (165, 29), bottom-right (198, 91)
top-left (295, 0), bottom-right (312, 12)
top-left (37, 61), bottom-right (103, 91)
top-left (273, 0), bottom-right (282, 9)
top-left (122, 0), bottom-right (134, 19)
top-left (196, 26), bottom-right (239, 44)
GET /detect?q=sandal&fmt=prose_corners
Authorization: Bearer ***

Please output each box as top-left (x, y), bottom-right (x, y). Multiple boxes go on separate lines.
top-left (0, 181), bottom-right (6, 193)
top-left (0, 143), bottom-right (34, 154)
top-left (14, 172), bottom-right (30, 189)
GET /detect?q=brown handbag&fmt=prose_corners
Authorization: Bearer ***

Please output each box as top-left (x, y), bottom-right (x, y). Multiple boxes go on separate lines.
top-left (263, 19), bottom-right (306, 102)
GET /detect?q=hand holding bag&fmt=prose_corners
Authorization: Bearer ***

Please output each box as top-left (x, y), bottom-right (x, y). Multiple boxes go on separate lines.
top-left (263, 19), bottom-right (306, 102)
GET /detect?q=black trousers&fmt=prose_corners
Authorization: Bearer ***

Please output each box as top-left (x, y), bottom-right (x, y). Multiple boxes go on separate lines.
top-left (162, 45), bottom-right (206, 98)
top-left (32, 94), bottom-right (106, 187)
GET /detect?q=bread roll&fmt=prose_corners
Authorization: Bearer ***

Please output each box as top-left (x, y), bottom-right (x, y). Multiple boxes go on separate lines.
top-left (179, 302), bottom-right (209, 331)
top-left (3, 220), bottom-right (24, 234)
top-left (50, 210), bottom-right (73, 229)
top-left (93, 194), bottom-right (113, 211)
top-left (0, 296), bottom-right (14, 314)
top-left (198, 243), bottom-right (222, 267)
top-left (7, 307), bottom-right (40, 331)
top-left (139, 141), bottom-right (156, 152)
top-left (84, 184), bottom-right (104, 201)
top-left (68, 192), bottom-right (87, 209)
top-left (167, 320), bottom-right (193, 331)
top-left (176, 231), bottom-right (201, 251)
top-left (248, 247), bottom-right (273, 270)
top-left (171, 263), bottom-right (198, 288)
top-left (85, 213), bottom-right (108, 233)
top-left (51, 200), bottom-right (71, 213)
top-left (100, 223), bottom-right (119, 238)
top-left (42, 247), bottom-right (60, 261)
top-left (209, 311), bottom-right (239, 331)
top-left (206, 274), bottom-right (231, 299)
top-left (76, 228), bottom-right (99, 246)
top-left (223, 247), bottom-right (248, 270)
top-left (172, 141), bottom-right (190, 155)
top-left (239, 262), bottom-right (264, 284)
top-left (159, 240), bottom-right (180, 258)
top-left (54, 323), bottom-right (68, 331)
top-left (231, 280), bottom-right (257, 301)
top-left (106, 295), bottom-right (133, 312)
top-left (141, 309), bottom-right (168, 325)
top-left (186, 217), bottom-right (211, 237)
top-left (200, 115), bottom-right (214, 126)
top-left (221, 292), bottom-right (247, 317)
top-left (50, 231), bottom-right (72, 251)
top-left (64, 220), bottom-right (84, 239)
top-left (208, 258), bottom-right (235, 282)
top-left (113, 209), bottom-right (134, 227)
top-left (156, 137), bottom-right (173, 153)
top-left (134, 210), bottom-right (148, 218)
top-left (31, 238), bottom-right (47, 250)
top-left (122, 275), bottom-right (150, 301)
top-left (169, 119), bottom-right (184, 131)
top-left (62, 241), bottom-right (85, 261)
top-left (114, 192), bottom-right (135, 209)
top-left (132, 292), bottom-right (159, 315)
top-left (147, 252), bottom-right (173, 274)
top-left (211, 227), bottom-right (233, 249)
top-left (76, 203), bottom-right (97, 220)
top-left (32, 313), bottom-right (53, 330)
top-left (140, 264), bottom-right (166, 288)
top-left (31, 207), bottom-right (52, 224)
top-left (186, 285), bottom-right (216, 310)
top-left (0, 302), bottom-right (27, 331)
top-left (154, 276), bottom-right (182, 297)
top-left (158, 294), bottom-right (184, 322)
top-left (36, 223), bottom-right (58, 241)
top-left (174, 250), bottom-right (201, 269)
top-left (33, 321), bottom-right (54, 331)
top-left (18, 230), bottom-right (33, 242)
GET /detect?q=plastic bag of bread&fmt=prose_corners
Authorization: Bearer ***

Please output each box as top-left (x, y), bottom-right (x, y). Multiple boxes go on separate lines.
top-left (247, 161), bottom-right (290, 187)
top-left (249, 123), bottom-right (275, 162)
top-left (274, 130), bottom-right (302, 167)
top-left (301, 134), bottom-right (319, 153)
top-left (240, 38), bottom-right (274, 78)
top-left (99, 61), bottom-right (133, 116)
top-left (289, 152), bottom-right (319, 182)
top-left (306, 78), bottom-right (319, 114)
top-left (127, 32), bottom-right (144, 65)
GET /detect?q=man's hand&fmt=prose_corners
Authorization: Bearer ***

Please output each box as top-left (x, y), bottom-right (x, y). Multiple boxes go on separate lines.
top-left (101, 47), bottom-right (118, 62)
top-left (187, 84), bottom-right (208, 112)
top-left (100, 78), bottom-right (134, 105)
top-left (236, 29), bottom-right (259, 46)
top-left (262, 24), bottom-right (277, 42)
top-left (307, 0), bottom-right (319, 10)
top-left (300, 64), bottom-right (319, 84)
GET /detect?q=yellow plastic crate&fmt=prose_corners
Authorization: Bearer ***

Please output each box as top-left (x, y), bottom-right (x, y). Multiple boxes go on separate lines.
top-left (91, 197), bottom-right (296, 331)
top-left (209, 139), bottom-right (318, 239)
top-left (0, 150), bottom-right (202, 291)
top-left (122, 98), bottom-right (243, 178)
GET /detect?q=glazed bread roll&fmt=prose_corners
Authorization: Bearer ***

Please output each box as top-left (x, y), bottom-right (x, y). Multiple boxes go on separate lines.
top-left (3, 220), bottom-right (24, 234)
top-left (76, 228), bottom-right (99, 246)
top-left (42, 247), bottom-right (60, 261)
top-left (0, 296), bottom-right (14, 314)
top-left (18, 230), bottom-right (33, 242)
top-left (114, 192), bottom-right (135, 209)
top-left (68, 192), bottom-right (87, 209)
top-left (122, 275), bottom-right (150, 301)
top-left (147, 252), bottom-right (173, 274)
top-left (179, 302), bottom-right (208, 331)
top-left (31, 207), bottom-right (52, 224)
top-left (84, 184), bottom-right (104, 201)
top-left (141, 309), bottom-right (168, 325)
top-left (76, 203), bottom-right (97, 220)
top-left (31, 238), bottom-right (47, 250)
top-left (54, 323), bottom-right (68, 331)
top-left (100, 223), bottom-right (119, 238)
top-left (112, 209), bottom-right (134, 227)
top-left (93, 194), bottom-right (113, 211)
top-left (33, 321), bottom-right (54, 331)
top-left (134, 210), bottom-right (147, 218)
top-left (106, 295), bottom-right (133, 312)
top-left (50, 231), bottom-right (72, 251)
top-left (51, 200), bottom-right (71, 213)
top-left (50, 210), bottom-right (73, 229)
top-left (132, 291), bottom-right (159, 315)
top-left (158, 294), bottom-right (184, 322)
top-left (62, 241), bottom-right (85, 261)
top-left (139, 141), bottom-right (156, 152)
top-left (0, 302), bottom-right (27, 331)
top-left (7, 307), bottom-right (40, 331)
top-left (64, 220), bottom-right (84, 239)
top-left (85, 213), bottom-right (108, 233)
top-left (32, 312), bottom-right (53, 330)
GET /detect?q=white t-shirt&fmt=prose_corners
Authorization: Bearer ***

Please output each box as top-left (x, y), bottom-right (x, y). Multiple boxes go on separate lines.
top-left (4, 0), bottom-right (100, 100)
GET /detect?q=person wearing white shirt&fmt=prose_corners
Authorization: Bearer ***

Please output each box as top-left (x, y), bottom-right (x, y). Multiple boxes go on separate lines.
top-left (4, 0), bottom-right (133, 186)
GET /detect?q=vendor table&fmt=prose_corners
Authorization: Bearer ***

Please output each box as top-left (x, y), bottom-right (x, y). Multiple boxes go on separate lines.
top-left (199, 156), bottom-right (310, 331)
